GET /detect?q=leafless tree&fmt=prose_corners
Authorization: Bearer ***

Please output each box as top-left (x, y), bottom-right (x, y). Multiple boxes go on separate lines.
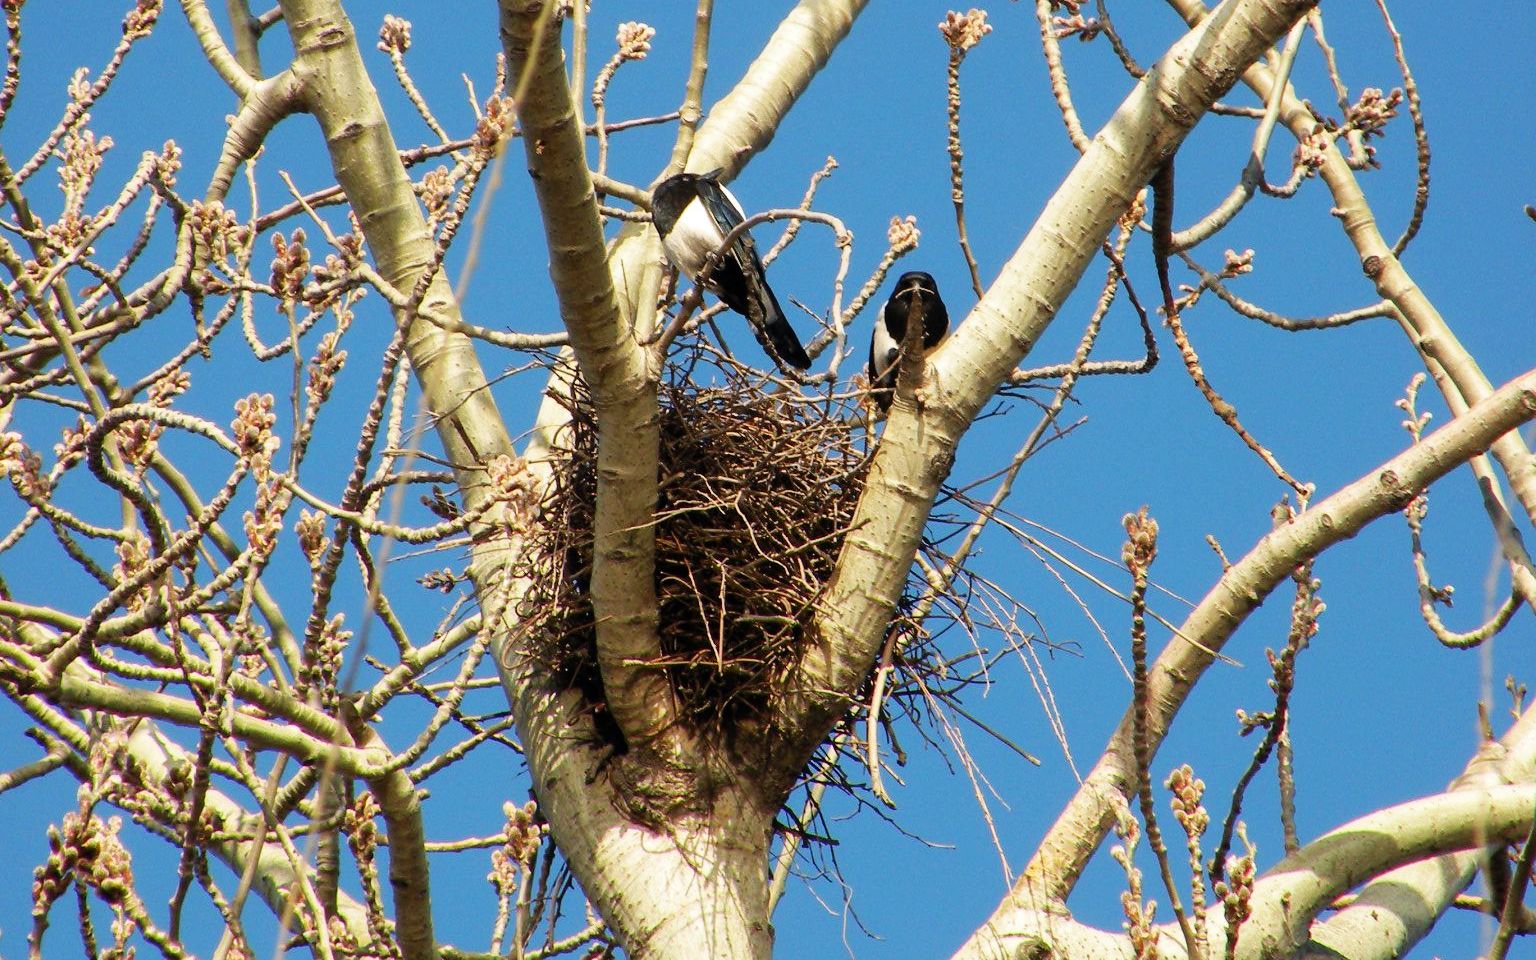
top-left (1, 2), bottom-right (1532, 960)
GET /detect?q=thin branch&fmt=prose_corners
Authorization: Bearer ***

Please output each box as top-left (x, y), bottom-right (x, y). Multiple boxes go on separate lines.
top-left (1169, 19), bottom-right (1306, 252)
top-left (665, 0), bottom-right (713, 176)
top-left (181, 0), bottom-right (259, 97)
top-left (1488, 816), bottom-right (1536, 960)
top-left (1372, 0), bottom-right (1429, 256)
top-left (1034, 0), bottom-right (1092, 152)
top-left (1124, 509), bottom-right (1199, 958)
top-left (940, 11), bottom-right (992, 299)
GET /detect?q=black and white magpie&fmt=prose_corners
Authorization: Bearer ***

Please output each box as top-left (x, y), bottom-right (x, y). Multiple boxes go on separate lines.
top-left (651, 171), bottom-right (811, 370)
top-left (869, 271), bottom-right (949, 412)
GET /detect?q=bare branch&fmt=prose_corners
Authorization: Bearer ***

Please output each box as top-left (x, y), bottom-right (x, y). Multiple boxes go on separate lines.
top-left (1003, 367), bottom-right (1536, 911)
top-left (796, 0), bottom-right (1320, 767)
top-left (500, 0), bottom-right (672, 751)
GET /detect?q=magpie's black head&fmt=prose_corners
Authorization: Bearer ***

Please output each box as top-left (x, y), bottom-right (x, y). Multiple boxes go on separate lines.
top-left (882, 270), bottom-right (949, 352)
top-left (650, 170), bottom-right (727, 236)
top-left (893, 271), bottom-right (939, 299)
top-left (650, 173), bottom-right (702, 236)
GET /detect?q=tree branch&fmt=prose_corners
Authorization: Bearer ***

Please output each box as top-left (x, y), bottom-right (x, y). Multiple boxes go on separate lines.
top-left (1299, 700), bottom-right (1536, 959)
top-left (955, 367), bottom-right (1536, 950)
top-left (355, 723), bottom-right (435, 960)
top-left (1166, 0), bottom-right (1536, 550)
top-left (792, 0), bottom-right (1321, 770)
top-left (948, 780), bottom-right (1536, 960)
top-left (685, 0), bottom-right (869, 177)
top-left (481, 4), bottom-right (874, 957)
top-left (179, 0), bottom-right (258, 98)
top-left (1244, 783), bottom-right (1536, 958)
top-left (499, 0), bottom-right (674, 752)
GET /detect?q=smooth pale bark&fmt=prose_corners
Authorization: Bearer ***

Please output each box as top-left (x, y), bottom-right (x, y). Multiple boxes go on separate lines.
top-left (486, 4), bottom-right (870, 957)
top-left (179, 0), bottom-right (258, 97)
top-left (792, 0), bottom-right (1322, 761)
top-left (1299, 703), bottom-right (1536, 959)
top-left (1242, 784), bottom-right (1535, 958)
top-left (951, 696), bottom-right (1536, 960)
top-left (499, 0), bottom-right (672, 754)
top-left (1154, 3), bottom-right (1536, 953)
top-left (953, 786), bottom-right (1536, 960)
top-left (687, 0), bottom-right (869, 177)
top-left (953, 369), bottom-right (1536, 958)
top-left (522, 744), bottom-right (776, 959)
top-left (275, 0), bottom-right (517, 954)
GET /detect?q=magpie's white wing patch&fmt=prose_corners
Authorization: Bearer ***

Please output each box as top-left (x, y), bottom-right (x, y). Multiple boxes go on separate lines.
top-left (661, 183), bottom-right (749, 280)
top-left (663, 197), bottom-right (728, 278)
top-left (870, 318), bottom-right (900, 381)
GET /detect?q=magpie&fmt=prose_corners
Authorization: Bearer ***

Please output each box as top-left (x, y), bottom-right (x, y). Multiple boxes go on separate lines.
top-left (869, 271), bottom-right (949, 412)
top-left (651, 171), bottom-right (811, 370)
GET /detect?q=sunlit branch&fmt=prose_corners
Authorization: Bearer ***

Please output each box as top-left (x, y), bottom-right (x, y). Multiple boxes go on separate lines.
top-left (1170, 19), bottom-right (1305, 252)
top-left (1372, 0), bottom-right (1429, 256)
top-left (1014, 367), bottom-right (1536, 907)
top-left (1034, 0), bottom-right (1092, 153)
top-left (801, 0), bottom-right (1319, 818)
top-left (1165, 0), bottom-right (1536, 540)
top-left (180, 0), bottom-right (258, 98)
top-left (665, 0), bottom-right (713, 176)
top-left (500, 0), bottom-right (672, 751)
top-left (1179, 254), bottom-right (1392, 330)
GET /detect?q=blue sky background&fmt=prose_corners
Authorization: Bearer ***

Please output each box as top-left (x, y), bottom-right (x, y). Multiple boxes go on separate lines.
top-left (1, 2), bottom-right (1532, 958)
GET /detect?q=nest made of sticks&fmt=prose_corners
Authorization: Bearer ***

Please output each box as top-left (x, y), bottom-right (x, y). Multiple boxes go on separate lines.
top-left (526, 356), bottom-right (874, 742)
top-left (515, 346), bottom-right (1052, 791)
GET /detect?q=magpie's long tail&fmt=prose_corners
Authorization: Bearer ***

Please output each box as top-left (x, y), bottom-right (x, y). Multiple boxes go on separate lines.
top-left (747, 272), bottom-right (810, 370)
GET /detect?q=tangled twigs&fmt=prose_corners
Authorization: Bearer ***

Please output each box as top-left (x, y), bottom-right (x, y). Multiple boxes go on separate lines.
top-left (524, 357), bottom-right (872, 736)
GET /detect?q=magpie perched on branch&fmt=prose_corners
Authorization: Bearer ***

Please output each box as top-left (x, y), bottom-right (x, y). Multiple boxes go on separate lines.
top-left (869, 271), bottom-right (949, 412)
top-left (651, 170), bottom-right (811, 371)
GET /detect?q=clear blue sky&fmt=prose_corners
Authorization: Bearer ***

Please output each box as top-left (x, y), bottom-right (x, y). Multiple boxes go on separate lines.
top-left (2, 3), bottom-right (1532, 958)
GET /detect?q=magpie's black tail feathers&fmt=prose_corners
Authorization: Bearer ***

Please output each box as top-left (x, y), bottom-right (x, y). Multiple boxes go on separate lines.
top-left (747, 274), bottom-right (810, 370)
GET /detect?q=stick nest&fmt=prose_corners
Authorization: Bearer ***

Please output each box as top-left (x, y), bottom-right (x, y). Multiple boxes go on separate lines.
top-left (526, 361), bottom-right (874, 740)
